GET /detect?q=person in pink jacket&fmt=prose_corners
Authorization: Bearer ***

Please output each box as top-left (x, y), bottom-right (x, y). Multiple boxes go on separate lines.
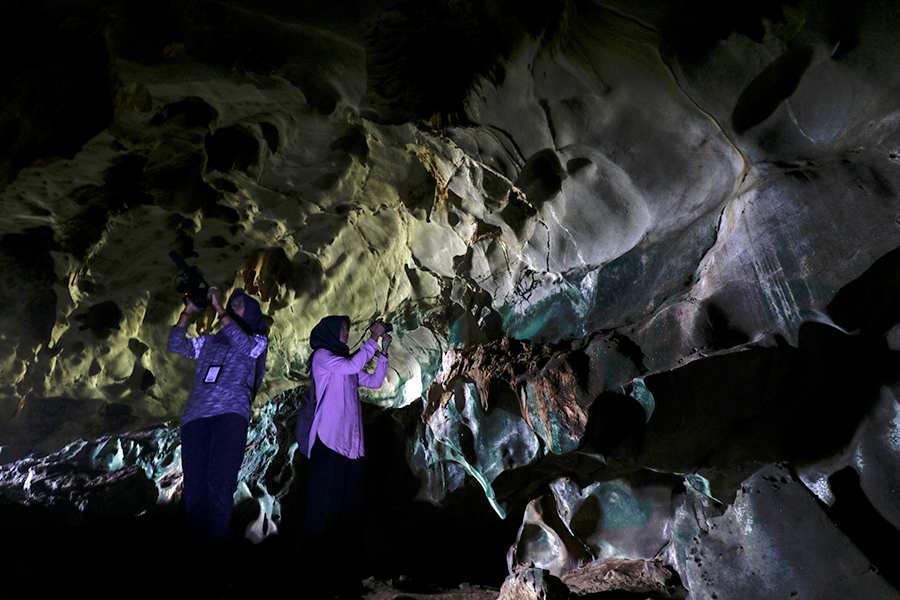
top-left (296, 315), bottom-right (390, 592)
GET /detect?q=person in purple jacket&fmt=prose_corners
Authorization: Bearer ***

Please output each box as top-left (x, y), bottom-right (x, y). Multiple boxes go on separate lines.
top-left (296, 315), bottom-right (390, 591)
top-left (168, 286), bottom-right (268, 545)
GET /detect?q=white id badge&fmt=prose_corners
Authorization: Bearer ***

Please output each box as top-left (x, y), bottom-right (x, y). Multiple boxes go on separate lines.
top-left (204, 365), bottom-right (222, 383)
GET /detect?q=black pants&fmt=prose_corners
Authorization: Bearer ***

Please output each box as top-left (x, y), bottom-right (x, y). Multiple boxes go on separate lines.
top-left (180, 413), bottom-right (248, 544)
top-left (303, 438), bottom-right (366, 594)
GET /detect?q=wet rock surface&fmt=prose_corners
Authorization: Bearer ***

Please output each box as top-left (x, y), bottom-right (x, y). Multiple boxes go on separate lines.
top-left (2, 0), bottom-right (900, 597)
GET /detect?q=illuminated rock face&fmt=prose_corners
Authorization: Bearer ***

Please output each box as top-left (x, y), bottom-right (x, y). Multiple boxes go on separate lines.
top-left (2, 0), bottom-right (900, 596)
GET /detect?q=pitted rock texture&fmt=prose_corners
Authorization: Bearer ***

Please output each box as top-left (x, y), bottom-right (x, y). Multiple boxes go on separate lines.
top-left (2, 0), bottom-right (900, 597)
top-left (2, 0), bottom-right (898, 463)
top-left (682, 464), bottom-right (899, 600)
top-left (497, 567), bottom-right (569, 600)
top-left (561, 558), bottom-right (684, 598)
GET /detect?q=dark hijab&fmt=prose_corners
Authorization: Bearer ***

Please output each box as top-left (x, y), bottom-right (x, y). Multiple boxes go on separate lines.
top-left (309, 315), bottom-right (350, 357)
top-left (226, 288), bottom-right (268, 336)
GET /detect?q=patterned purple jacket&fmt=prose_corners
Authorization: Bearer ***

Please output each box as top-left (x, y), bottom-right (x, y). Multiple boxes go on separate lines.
top-left (168, 322), bottom-right (268, 425)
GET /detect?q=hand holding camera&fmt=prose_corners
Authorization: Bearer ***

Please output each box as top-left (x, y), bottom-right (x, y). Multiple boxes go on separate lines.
top-left (169, 251), bottom-right (210, 309)
top-left (182, 298), bottom-right (203, 316)
top-left (208, 287), bottom-right (225, 316)
top-left (369, 320), bottom-right (388, 339)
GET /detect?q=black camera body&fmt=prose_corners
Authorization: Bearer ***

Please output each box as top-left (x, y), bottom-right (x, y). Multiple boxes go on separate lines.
top-left (169, 251), bottom-right (210, 309)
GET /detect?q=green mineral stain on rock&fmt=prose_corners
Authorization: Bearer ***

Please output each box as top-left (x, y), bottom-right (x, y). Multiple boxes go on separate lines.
top-left (500, 278), bottom-right (592, 340)
top-left (629, 378), bottom-right (655, 423)
top-left (589, 481), bottom-right (652, 530)
top-left (421, 383), bottom-right (508, 518)
top-left (684, 473), bottom-right (721, 504)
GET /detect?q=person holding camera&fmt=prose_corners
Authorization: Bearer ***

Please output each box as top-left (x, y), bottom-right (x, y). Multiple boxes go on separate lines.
top-left (297, 315), bottom-right (391, 589)
top-left (167, 286), bottom-right (268, 545)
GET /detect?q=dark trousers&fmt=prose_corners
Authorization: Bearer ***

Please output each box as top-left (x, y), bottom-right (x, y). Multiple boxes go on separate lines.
top-left (302, 438), bottom-right (366, 594)
top-left (180, 413), bottom-right (248, 545)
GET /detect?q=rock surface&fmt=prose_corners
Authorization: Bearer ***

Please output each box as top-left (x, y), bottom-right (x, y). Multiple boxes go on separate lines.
top-left (1, 0), bottom-right (900, 597)
top-left (497, 567), bottom-right (569, 600)
top-left (561, 558), bottom-right (684, 598)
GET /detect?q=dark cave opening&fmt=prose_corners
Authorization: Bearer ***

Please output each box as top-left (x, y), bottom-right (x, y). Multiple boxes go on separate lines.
top-left (74, 301), bottom-right (124, 340)
top-left (822, 467), bottom-right (900, 591)
top-left (205, 126), bottom-right (261, 174)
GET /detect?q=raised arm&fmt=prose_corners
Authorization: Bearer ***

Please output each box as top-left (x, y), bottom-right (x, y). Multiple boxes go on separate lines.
top-left (220, 321), bottom-right (268, 357)
top-left (359, 352), bottom-right (389, 389)
top-left (316, 339), bottom-right (379, 375)
top-left (208, 287), bottom-right (267, 357)
top-left (167, 301), bottom-right (204, 359)
top-left (167, 326), bottom-right (207, 359)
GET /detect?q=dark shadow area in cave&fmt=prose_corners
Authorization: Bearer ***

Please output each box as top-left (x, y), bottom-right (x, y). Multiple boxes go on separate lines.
top-left (515, 149), bottom-right (566, 207)
top-left (731, 46), bottom-right (814, 134)
top-left (576, 322), bottom-right (899, 499)
top-left (658, 0), bottom-right (796, 59)
top-left (282, 65), bottom-right (341, 115)
top-left (330, 127), bottom-right (370, 165)
top-left (150, 96), bottom-right (219, 130)
top-left (64, 154), bottom-right (154, 260)
top-left (701, 298), bottom-right (751, 348)
top-left (354, 404), bottom-right (521, 587)
top-left (584, 391), bottom-right (647, 455)
top-left (0, 226), bottom-right (59, 343)
top-left (827, 242), bottom-right (900, 335)
top-left (0, 0), bottom-right (113, 187)
top-left (205, 126), bottom-right (260, 174)
top-left (820, 467), bottom-right (900, 590)
top-left (362, 0), bottom-right (566, 123)
top-left (259, 121), bottom-right (280, 153)
top-left (103, 0), bottom-right (186, 64)
top-left (74, 300), bottom-right (124, 340)
top-left (1, 403), bottom-right (519, 599)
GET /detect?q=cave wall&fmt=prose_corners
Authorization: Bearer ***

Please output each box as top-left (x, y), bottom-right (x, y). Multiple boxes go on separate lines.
top-left (1, 0), bottom-right (900, 596)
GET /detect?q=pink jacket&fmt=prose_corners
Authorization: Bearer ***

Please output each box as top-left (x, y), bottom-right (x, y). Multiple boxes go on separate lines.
top-left (306, 338), bottom-right (389, 459)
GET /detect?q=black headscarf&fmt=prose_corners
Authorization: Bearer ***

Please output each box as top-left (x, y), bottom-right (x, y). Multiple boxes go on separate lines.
top-left (226, 288), bottom-right (268, 336)
top-left (309, 315), bottom-right (350, 358)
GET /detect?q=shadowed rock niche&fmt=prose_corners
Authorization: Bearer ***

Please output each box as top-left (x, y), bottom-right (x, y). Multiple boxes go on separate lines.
top-left (1, 0), bottom-right (900, 598)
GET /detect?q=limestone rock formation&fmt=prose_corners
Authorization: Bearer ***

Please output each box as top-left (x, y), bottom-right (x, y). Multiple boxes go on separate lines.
top-left (2, 0), bottom-right (900, 597)
top-left (497, 567), bottom-right (569, 600)
top-left (561, 558), bottom-right (684, 598)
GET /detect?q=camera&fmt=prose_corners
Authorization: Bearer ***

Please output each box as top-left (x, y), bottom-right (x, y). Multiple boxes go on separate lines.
top-left (371, 319), bottom-right (393, 334)
top-left (169, 251), bottom-right (210, 309)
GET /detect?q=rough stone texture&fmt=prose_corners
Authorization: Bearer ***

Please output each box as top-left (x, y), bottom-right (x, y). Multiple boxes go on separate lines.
top-left (508, 471), bottom-right (719, 579)
top-left (362, 579), bottom-right (499, 600)
top-left (497, 567), bottom-right (569, 600)
top-left (0, 392), bottom-right (296, 537)
top-left (2, 0), bottom-right (897, 465)
top-left (413, 337), bottom-right (605, 516)
top-left (1, 0), bottom-right (900, 597)
top-left (796, 385), bottom-right (900, 533)
top-left (682, 464), bottom-right (899, 600)
top-left (561, 558), bottom-right (684, 598)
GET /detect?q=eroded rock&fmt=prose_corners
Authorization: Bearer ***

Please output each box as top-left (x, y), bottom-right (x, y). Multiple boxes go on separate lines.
top-left (497, 567), bottom-right (569, 600)
top-left (561, 558), bottom-right (684, 598)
